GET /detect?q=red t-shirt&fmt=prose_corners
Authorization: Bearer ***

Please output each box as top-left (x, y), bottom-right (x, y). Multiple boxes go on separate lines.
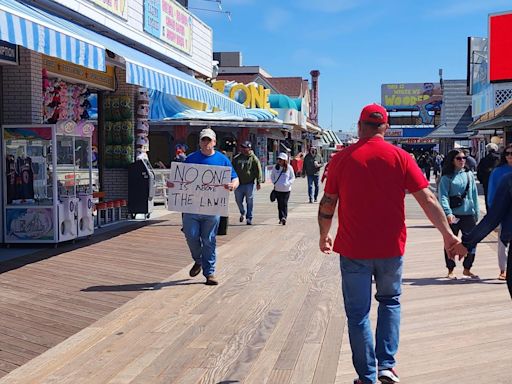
top-left (324, 137), bottom-right (428, 259)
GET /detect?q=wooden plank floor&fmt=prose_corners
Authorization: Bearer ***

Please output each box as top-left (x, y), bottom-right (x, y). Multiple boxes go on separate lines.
top-left (1, 177), bottom-right (511, 383)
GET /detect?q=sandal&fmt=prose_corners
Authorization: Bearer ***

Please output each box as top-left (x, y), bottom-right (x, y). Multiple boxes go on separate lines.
top-left (447, 271), bottom-right (457, 280)
top-left (461, 272), bottom-right (480, 280)
top-left (498, 272), bottom-right (507, 281)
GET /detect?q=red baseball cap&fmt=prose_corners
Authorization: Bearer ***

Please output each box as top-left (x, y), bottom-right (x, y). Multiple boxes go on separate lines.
top-left (359, 103), bottom-right (388, 125)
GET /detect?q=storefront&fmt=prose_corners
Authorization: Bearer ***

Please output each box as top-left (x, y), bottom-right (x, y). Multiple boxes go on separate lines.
top-left (0, 0), bottom-right (246, 243)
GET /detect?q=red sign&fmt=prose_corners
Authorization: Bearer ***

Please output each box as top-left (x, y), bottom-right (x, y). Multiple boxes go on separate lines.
top-left (489, 12), bottom-right (512, 82)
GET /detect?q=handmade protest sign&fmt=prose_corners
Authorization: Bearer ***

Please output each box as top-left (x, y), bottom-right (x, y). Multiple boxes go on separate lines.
top-left (167, 162), bottom-right (231, 217)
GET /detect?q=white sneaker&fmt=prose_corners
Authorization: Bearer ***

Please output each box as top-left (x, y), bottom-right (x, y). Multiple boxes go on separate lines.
top-left (378, 367), bottom-right (400, 383)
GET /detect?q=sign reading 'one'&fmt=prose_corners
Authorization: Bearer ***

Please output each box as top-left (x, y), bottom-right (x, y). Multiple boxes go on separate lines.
top-left (167, 163), bottom-right (231, 217)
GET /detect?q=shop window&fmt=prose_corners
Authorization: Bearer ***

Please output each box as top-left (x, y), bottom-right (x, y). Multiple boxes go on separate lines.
top-left (148, 132), bottom-right (173, 168)
top-left (218, 134), bottom-right (237, 160)
top-left (187, 133), bottom-right (199, 153)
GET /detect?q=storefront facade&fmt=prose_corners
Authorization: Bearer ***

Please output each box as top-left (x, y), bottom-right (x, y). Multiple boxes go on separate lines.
top-left (0, 0), bottom-right (244, 243)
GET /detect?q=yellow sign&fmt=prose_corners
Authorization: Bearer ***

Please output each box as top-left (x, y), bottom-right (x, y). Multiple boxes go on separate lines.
top-left (43, 55), bottom-right (115, 90)
top-left (89, 0), bottom-right (128, 19)
top-left (213, 81), bottom-right (276, 113)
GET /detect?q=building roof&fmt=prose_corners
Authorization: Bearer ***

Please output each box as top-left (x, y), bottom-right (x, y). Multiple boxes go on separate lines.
top-left (469, 98), bottom-right (512, 130)
top-left (266, 77), bottom-right (305, 97)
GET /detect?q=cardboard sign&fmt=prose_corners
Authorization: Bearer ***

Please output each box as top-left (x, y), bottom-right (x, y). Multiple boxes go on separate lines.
top-left (167, 162), bottom-right (231, 217)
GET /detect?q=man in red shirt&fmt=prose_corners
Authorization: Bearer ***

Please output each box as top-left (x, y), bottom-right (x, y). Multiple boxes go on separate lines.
top-left (318, 104), bottom-right (460, 384)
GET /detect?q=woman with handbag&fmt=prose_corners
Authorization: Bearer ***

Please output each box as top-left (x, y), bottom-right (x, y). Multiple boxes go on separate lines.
top-left (271, 152), bottom-right (296, 225)
top-left (438, 149), bottom-right (480, 279)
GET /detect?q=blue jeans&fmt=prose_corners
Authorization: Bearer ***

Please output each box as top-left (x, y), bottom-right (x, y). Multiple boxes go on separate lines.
top-left (307, 175), bottom-right (319, 201)
top-left (182, 213), bottom-right (221, 277)
top-left (234, 183), bottom-right (255, 220)
top-left (339, 255), bottom-right (403, 384)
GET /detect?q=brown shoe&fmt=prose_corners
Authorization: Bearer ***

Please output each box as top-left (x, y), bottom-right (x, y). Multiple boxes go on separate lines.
top-left (205, 275), bottom-right (219, 285)
top-left (189, 263), bottom-right (201, 277)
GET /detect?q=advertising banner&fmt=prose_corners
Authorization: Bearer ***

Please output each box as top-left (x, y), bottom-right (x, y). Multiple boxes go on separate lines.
top-left (144, 0), bottom-right (193, 55)
top-left (167, 163), bottom-right (231, 216)
top-left (489, 12), bottom-right (512, 82)
top-left (88, 0), bottom-right (128, 19)
top-left (382, 83), bottom-right (442, 124)
top-left (467, 37), bottom-right (488, 95)
top-left (5, 208), bottom-right (54, 241)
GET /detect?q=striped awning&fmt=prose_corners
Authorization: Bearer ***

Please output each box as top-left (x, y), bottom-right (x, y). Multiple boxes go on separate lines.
top-left (0, 0), bottom-right (105, 71)
top-left (38, 8), bottom-right (248, 118)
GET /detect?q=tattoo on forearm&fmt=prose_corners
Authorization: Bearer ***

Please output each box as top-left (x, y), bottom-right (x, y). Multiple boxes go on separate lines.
top-left (318, 212), bottom-right (334, 219)
top-left (319, 195), bottom-right (336, 207)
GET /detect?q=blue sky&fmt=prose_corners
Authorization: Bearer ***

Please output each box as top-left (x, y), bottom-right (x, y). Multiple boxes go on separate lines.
top-left (189, 0), bottom-right (511, 133)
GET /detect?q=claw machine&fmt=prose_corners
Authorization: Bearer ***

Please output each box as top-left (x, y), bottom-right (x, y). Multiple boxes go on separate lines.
top-left (2, 121), bottom-right (95, 244)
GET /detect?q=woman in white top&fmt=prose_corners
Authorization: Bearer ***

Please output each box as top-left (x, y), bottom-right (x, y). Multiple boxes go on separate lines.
top-left (271, 152), bottom-right (296, 225)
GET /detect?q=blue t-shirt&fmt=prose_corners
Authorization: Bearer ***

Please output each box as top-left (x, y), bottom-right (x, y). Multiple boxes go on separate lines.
top-left (185, 150), bottom-right (238, 180)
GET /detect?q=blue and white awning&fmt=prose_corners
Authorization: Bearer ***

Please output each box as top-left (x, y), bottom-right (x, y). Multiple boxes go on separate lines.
top-left (0, 0), bottom-right (105, 71)
top-left (38, 8), bottom-right (248, 118)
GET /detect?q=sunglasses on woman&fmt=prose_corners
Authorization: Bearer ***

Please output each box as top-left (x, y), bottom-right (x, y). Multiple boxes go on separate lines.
top-left (455, 156), bottom-right (466, 160)
top-left (505, 151), bottom-right (512, 156)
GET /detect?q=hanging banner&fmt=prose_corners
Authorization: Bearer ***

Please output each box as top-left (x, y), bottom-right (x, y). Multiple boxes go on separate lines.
top-left (144, 0), bottom-right (193, 55)
top-left (167, 163), bottom-right (231, 216)
top-left (87, 0), bottom-right (128, 19)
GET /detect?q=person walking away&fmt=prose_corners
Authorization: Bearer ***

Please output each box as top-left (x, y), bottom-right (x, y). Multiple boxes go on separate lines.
top-left (486, 144), bottom-right (512, 280)
top-left (303, 146), bottom-right (323, 203)
top-left (477, 143), bottom-right (500, 212)
top-left (321, 152), bottom-right (340, 183)
top-left (456, 172), bottom-right (512, 298)
top-left (232, 140), bottom-right (263, 225)
top-left (432, 151), bottom-right (443, 179)
top-left (464, 149), bottom-right (477, 172)
top-left (167, 128), bottom-right (239, 286)
top-left (271, 152), bottom-right (295, 225)
top-left (421, 152), bottom-right (433, 181)
top-left (438, 149), bottom-right (480, 280)
top-left (317, 103), bottom-right (460, 384)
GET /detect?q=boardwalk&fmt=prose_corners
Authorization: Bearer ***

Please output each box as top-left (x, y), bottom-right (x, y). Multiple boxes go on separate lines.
top-left (0, 176), bottom-right (511, 383)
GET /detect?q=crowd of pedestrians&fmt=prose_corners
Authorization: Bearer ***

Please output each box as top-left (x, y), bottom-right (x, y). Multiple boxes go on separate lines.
top-left (164, 111), bottom-right (511, 384)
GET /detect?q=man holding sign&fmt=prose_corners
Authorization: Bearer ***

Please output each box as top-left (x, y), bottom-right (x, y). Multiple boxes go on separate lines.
top-left (167, 128), bottom-right (239, 285)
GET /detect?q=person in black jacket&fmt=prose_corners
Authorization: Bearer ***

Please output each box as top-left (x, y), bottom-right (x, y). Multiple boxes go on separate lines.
top-left (477, 143), bottom-right (501, 211)
top-left (452, 172), bottom-right (512, 298)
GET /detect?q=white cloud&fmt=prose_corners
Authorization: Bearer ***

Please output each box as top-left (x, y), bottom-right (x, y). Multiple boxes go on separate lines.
top-left (263, 7), bottom-right (291, 32)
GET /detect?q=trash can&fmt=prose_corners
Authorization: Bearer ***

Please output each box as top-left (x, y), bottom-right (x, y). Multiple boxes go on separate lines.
top-left (217, 216), bottom-right (228, 235)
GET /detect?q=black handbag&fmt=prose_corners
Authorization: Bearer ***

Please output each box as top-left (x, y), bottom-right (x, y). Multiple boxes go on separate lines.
top-left (449, 172), bottom-right (470, 208)
top-left (270, 169), bottom-right (284, 202)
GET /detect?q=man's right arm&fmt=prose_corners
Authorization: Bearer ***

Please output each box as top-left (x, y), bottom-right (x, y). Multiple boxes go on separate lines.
top-left (412, 188), bottom-right (460, 257)
top-left (318, 192), bottom-right (338, 254)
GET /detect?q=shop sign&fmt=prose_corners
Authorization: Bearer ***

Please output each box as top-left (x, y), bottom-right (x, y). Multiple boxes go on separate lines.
top-left (212, 81), bottom-right (274, 111)
top-left (167, 163), bottom-right (231, 217)
top-left (381, 83), bottom-right (442, 108)
top-left (385, 129), bottom-right (403, 137)
top-left (143, 0), bottom-right (193, 55)
top-left (87, 0), bottom-right (128, 19)
top-left (404, 138), bottom-right (436, 144)
top-left (43, 55), bottom-right (115, 90)
top-left (291, 129), bottom-right (302, 140)
top-left (0, 41), bottom-right (18, 65)
top-left (489, 12), bottom-right (512, 82)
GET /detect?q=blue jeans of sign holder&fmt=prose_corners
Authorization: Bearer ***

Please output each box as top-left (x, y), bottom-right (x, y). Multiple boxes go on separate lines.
top-left (182, 213), bottom-right (221, 277)
top-left (339, 255), bottom-right (403, 384)
top-left (307, 175), bottom-right (319, 201)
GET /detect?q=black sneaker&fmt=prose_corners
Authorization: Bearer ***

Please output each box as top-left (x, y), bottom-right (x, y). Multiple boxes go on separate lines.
top-left (246, 219), bottom-right (252, 225)
top-left (239, 214), bottom-right (244, 222)
top-left (189, 263), bottom-right (201, 277)
top-left (205, 275), bottom-right (219, 285)
top-left (281, 218), bottom-right (286, 225)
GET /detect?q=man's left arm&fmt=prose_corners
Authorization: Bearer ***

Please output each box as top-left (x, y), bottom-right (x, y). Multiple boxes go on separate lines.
top-left (318, 192), bottom-right (338, 254)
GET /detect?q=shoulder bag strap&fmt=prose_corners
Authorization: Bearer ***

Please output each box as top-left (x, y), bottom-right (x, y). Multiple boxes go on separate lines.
top-left (273, 170), bottom-right (284, 185)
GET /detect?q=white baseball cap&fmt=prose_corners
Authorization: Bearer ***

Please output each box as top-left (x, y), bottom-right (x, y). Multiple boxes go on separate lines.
top-left (199, 128), bottom-right (216, 140)
top-left (277, 152), bottom-right (288, 161)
